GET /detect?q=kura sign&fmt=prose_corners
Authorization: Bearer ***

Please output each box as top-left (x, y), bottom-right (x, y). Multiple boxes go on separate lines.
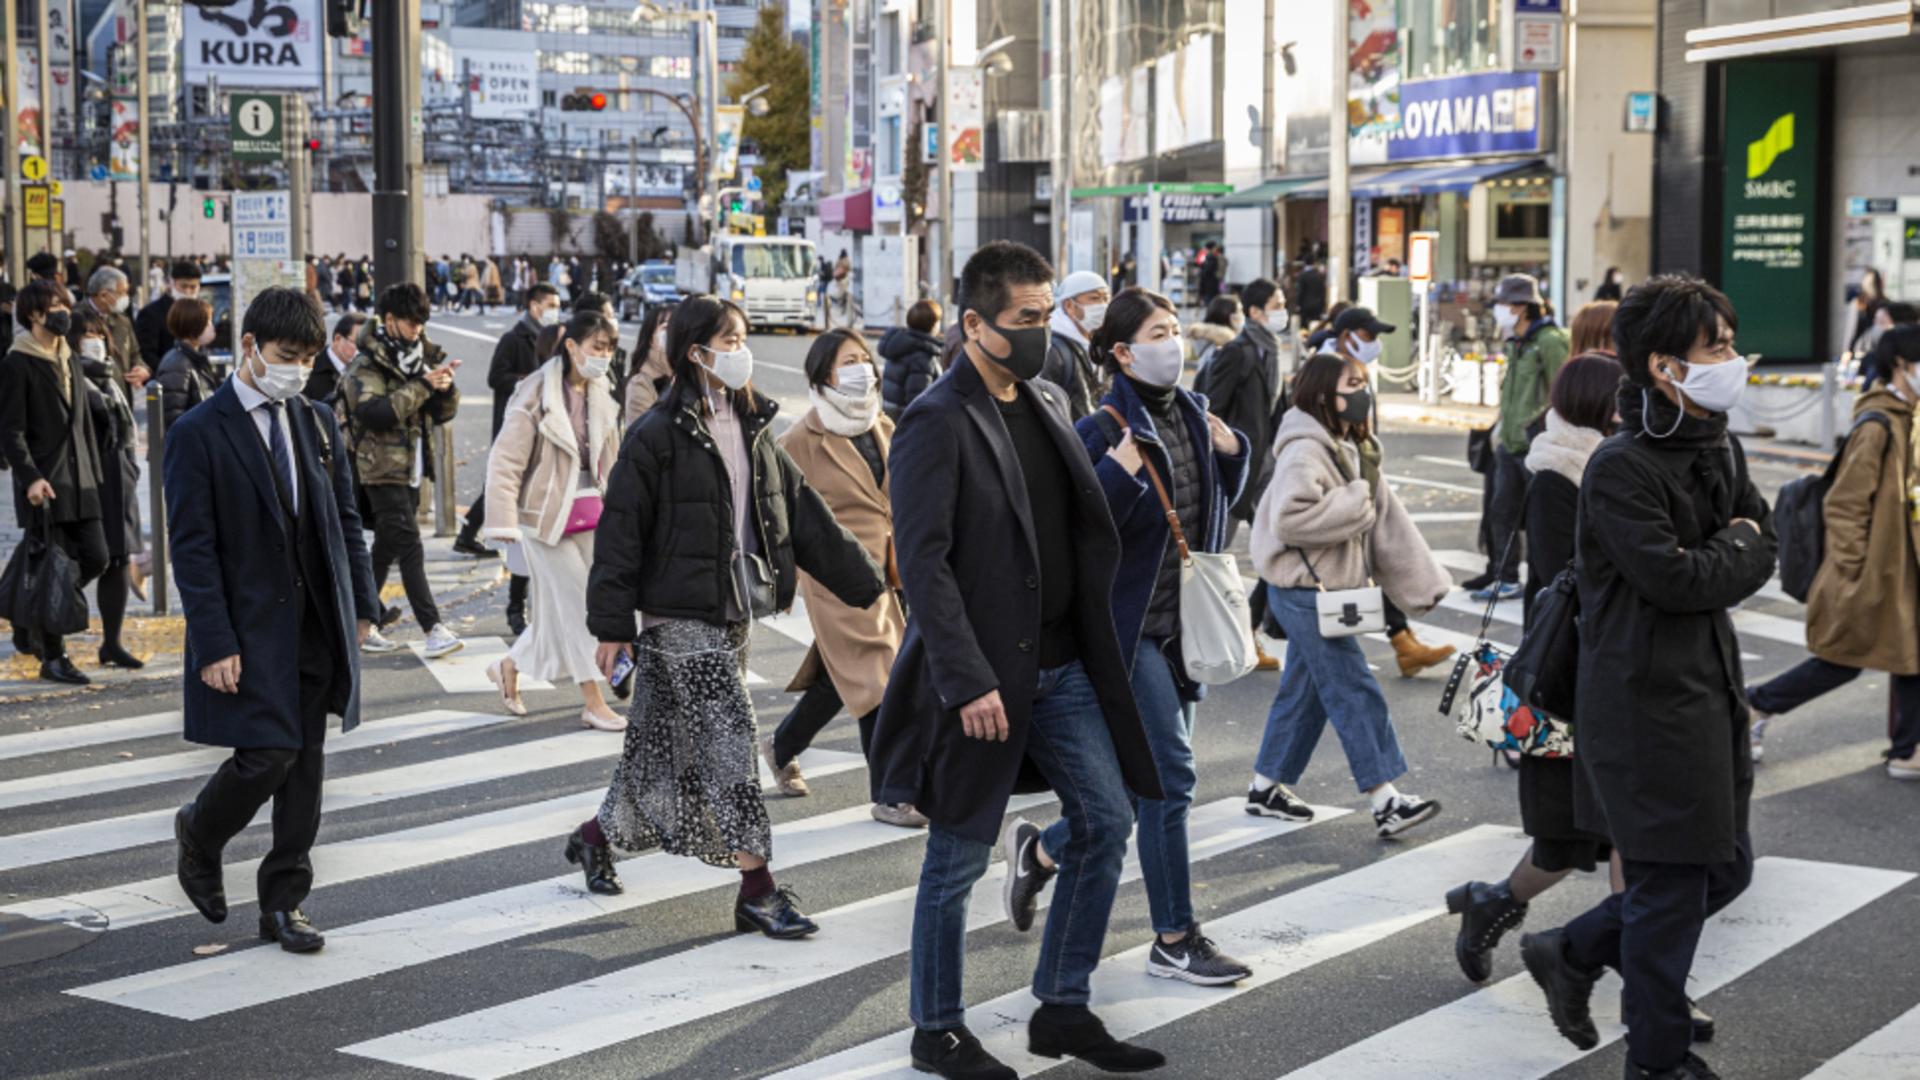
top-left (184, 0), bottom-right (324, 91)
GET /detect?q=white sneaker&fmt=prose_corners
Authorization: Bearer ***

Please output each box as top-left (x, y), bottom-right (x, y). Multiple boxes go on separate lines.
top-left (360, 628), bottom-right (401, 654)
top-left (422, 624), bottom-right (465, 660)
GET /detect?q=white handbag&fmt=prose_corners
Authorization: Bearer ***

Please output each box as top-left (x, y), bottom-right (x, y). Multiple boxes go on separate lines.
top-left (1101, 406), bottom-right (1258, 684)
top-left (1295, 548), bottom-right (1386, 639)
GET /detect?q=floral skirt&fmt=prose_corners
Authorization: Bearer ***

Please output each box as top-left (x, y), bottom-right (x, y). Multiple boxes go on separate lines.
top-left (596, 619), bottom-right (770, 868)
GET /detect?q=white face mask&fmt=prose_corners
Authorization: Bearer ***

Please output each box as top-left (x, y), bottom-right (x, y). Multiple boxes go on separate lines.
top-left (537, 306), bottom-right (561, 328)
top-left (249, 343), bottom-right (312, 402)
top-left (80, 338), bottom-right (107, 362)
top-left (577, 349), bottom-right (613, 380)
top-left (700, 344), bottom-right (754, 390)
top-left (1077, 302), bottom-right (1108, 333)
top-left (1230, 315), bottom-right (1246, 332)
top-left (1668, 355), bottom-right (1749, 415)
top-left (1494, 305), bottom-right (1521, 335)
top-left (1349, 335), bottom-right (1384, 364)
top-left (112, 293), bottom-right (131, 314)
top-left (1124, 337), bottom-right (1186, 388)
top-left (834, 362), bottom-right (876, 399)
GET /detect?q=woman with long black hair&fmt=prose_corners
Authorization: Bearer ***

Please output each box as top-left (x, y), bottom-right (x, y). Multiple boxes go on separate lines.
top-left (575, 295), bottom-right (885, 938)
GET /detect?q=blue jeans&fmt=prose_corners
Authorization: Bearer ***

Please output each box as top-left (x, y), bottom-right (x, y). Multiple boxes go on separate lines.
top-left (909, 660), bottom-right (1135, 1030)
top-left (1255, 585), bottom-right (1408, 793)
top-left (1043, 637), bottom-right (1196, 935)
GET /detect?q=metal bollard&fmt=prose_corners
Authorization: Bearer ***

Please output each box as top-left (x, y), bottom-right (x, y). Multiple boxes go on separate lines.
top-left (433, 423), bottom-right (457, 538)
top-left (144, 383), bottom-right (169, 616)
top-left (1820, 359), bottom-right (1838, 451)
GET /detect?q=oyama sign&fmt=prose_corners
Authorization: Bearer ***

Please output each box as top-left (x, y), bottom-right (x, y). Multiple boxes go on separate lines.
top-left (185, 0), bottom-right (324, 91)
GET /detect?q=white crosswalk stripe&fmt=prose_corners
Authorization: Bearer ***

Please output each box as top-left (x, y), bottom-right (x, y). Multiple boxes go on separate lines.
top-left (407, 637), bottom-right (554, 694)
top-left (0, 709), bottom-right (184, 762)
top-left (1802, 1002), bottom-right (1920, 1079)
top-left (335, 799), bottom-right (1344, 1078)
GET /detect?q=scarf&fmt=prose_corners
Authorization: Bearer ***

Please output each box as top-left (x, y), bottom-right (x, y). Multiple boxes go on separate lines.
top-left (12, 329), bottom-right (71, 405)
top-left (375, 323), bottom-right (426, 376)
top-left (1244, 316), bottom-right (1280, 359)
top-left (1525, 410), bottom-right (1605, 487)
top-left (810, 383), bottom-right (880, 437)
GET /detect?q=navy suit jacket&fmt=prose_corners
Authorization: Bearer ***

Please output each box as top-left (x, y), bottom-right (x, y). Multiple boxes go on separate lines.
top-left (163, 379), bottom-right (380, 749)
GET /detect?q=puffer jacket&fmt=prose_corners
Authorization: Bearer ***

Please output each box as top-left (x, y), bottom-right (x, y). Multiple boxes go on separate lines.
top-left (878, 326), bottom-right (944, 420)
top-left (155, 344), bottom-right (218, 431)
top-left (1249, 407), bottom-right (1450, 616)
top-left (585, 383), bottom-right (885, 639)
top-left (340, 323), bottom-right (460, 487)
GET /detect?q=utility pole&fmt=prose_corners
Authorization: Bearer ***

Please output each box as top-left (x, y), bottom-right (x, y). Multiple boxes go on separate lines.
top-left (37, 0), bottom-right (56, 257)
top-left (135, 0), bottom-right (150, 302)
top-left (1327, 1), bottom-right (1350, 306)
top-left (627, 135), bottom-right (640, 263)
top-left (287, 94), bottom-right (309, 267)
top-left (1048, 0), bottom-right (1068, 270)
top-left (935, 0), bottom-right (951, 311)
top-left (371, 0), bottom-right (422, 290)
top-left (3, 1), bottom-right (24, 285)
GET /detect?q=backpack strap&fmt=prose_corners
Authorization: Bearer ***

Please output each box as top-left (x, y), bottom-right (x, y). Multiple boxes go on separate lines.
top-left (1100, 403), bottom-right (1191, 562)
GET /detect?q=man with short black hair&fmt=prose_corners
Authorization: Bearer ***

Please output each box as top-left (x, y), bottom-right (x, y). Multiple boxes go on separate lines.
top-left (26, 252), bottom-right (61, 283)
top-left (164, 286), bottom-right (380, 954)
top-left (136, 259), bottom-right (204, 367)
top-left (342, 283), bottom-right (464, 657)
top-left (872, 240), bottom-right (1166, 1080)
top-left (1203, 277), bottom-right (1287, 540)
top-left (303, 312), bottom-right (367, 405)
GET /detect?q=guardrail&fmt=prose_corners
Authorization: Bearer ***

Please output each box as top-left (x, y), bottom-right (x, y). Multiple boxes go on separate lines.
top-left (144, 382), bottom-right (169, 617)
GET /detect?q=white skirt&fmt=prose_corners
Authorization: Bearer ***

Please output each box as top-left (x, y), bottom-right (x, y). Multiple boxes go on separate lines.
top-left (507, 529), bottom-right (602, 686)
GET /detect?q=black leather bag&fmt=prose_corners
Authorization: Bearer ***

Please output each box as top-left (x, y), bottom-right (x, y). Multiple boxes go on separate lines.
top-left (1, 512), bottom-right (91, 638)
top-left (730, 550), bottom-right (777, 620)
top-left (1502, 566), bottom-right (1579, 721)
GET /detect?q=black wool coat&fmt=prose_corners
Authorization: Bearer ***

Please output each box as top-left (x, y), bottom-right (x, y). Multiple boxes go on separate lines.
top-left (486, 319), bottom-right (543, 438)
top-left (1572, 389), bottom-right (1776, 865)
top-left (1202, 328), bottom-right (1280, 522)
top-left (0, 344), bottom-right (104, 525)
top-left (870, 354), bottom-right (1163, 846)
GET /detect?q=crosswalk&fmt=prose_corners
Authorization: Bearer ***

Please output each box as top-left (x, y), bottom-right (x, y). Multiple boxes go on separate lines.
top-left (3, 541), bottom-right (1917, 1079)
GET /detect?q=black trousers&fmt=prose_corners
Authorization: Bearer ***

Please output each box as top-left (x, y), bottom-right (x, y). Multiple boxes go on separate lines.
top-left (365, 484), bottom-right (442, 630)
top-left (771, 672), bottom-right (877, 769)
top-left (41, 518), bottom-right (111, 660)
top-left (1483, 443), bottom-right (1528, 582)
top-left (1749, 657), bottom-right (1920, 758)
top-left (185, 603), bottom-right (335, 913)
top-left (1563, 832), bottom-right (1755, 1071)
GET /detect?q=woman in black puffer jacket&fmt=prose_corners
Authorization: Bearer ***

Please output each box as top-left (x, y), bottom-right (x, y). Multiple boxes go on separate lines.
top-left (878, 298), bottom-right (944, 420)
top-left (577, 294), bottom-right (884, 942)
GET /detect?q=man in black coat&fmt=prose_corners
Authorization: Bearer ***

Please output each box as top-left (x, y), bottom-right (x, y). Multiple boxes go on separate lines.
top-left (1200, 277), bottom-right (1286, 541)
top-left (1042, 270), bottom-right (1109, 420)
top-left (872, 242), bottom-right (1165, 1080)
top-left (163, 288), bottom-right (380, 954)
top-left (1520, 276), bottom-right (1774, 1080)
top-left (135, 260), bottom-right (203, 369)
top-left (301, 312), bottom-right (366, 406)
top-left (1293, 261), bottom-right (1327, 326)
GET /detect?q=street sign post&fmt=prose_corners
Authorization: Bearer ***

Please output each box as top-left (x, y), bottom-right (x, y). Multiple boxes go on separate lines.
top-left (231, 93), bottom-right (286, 163)
top-left (50, 200), bottom-right (63, 235)
top-left (230, 192), bottom-right (303, 352)
top-left (1409, 231), bottom-right (1441, 404)
top-left (21, 155), bottom-right (48, 182)
top-left (24, 186), bottom-right (50, 229)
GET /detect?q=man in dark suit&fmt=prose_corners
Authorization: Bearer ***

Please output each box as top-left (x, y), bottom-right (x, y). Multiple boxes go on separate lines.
top-left (871, 242), bottom-right (1166, 1079)
top-left (163, 287), bottom-right (380, 954)
top-left (135, 260), bottom-right (202, 369)
top-left (301, 312), bottom-right (366, 407)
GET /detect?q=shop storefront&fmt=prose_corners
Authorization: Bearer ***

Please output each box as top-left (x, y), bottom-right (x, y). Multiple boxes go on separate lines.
top-left (1065, 182), bottom-right (1234, 305)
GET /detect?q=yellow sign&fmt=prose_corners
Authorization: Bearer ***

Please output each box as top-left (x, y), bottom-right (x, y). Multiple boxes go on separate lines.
top-left (50, 200), bottom-right (64, 233)
top-left (21, 155), bottom-right (48, 182)
top-left (726, 210), bottom-right (766, 236)
top-left (49, 180), bottom-right (63, 197)
top-left (24, 186), bottom-right (49, 228)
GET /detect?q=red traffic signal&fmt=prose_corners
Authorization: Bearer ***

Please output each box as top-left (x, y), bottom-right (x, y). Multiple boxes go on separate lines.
top-left (561, 89), bottom-right (610, 112)
top-left (306, 137), bottom-right (323, 152)
top-left (590, 92), bottom-right (608, 111)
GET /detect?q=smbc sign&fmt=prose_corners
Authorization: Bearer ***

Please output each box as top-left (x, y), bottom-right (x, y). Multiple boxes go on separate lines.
top-left (1720, 60), bottom-right (1821, 365)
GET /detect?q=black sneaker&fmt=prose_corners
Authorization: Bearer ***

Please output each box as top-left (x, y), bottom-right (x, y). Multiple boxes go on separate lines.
top-left (1627, 1051), bottom-right (1721, 1080)
top-left (1460, 570), bottom-right (1498, 592)
top-left (1146, 925), bottom-right (1252, 986)
top-left (1521, 928), bottom-right (1602, 1051)
top-left (999, 817), bottom-right (1055, 933)
top-left (1246, 783), bottom-right (1314, 822)
top-left (1373, 793), bottom-right (1440, 837)
top-left (378, 604), bottom-right (404, 629)
top-left (910, 1026), bottom-right (1016, 1080)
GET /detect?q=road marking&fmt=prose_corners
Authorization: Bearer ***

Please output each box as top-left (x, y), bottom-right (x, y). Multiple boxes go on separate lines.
top-left (0, 710), bottom-right (506, 812)
top-left (1387, 473), bottom-right (1482, 495)
top-left (1407, 512), bottom-right (1488, 524)
top-left (427, 324), bottom-right (501, 343)
top-left (407, 637), bottom-right (554, 695)
top-left (78, 787), bottom-right (1046, 1021)
top-left (0, 730), bottom-right (628, 873)
top-left (1414, 454), bottom-right (1480, 472)
top-left (337, 800), bottom-right (1347, 1079)
top-left (1802, 1002), bottom-right (1920, 1079)
top-left (765, 825), bottom-right (1531, 1080)
top-left (5, 748), bottom-right (865, 932)
top-left (0, 710), bottom-right (184, 762)
top-left (1272, 856), bottom-right (1914, 1079)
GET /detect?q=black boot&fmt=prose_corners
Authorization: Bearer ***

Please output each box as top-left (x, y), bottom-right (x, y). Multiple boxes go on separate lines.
top-left (563, 828), bottom-right (623, 895)
top-left (1521, 929), bottom-right (1602, 1051)
top-left (734, 885), bottom-right (819, 939)
top-left (174, 805), bottom-right (227, 924)
top-left (1027, 1004), bottom-right (1164, 1073)
top-left (910, 1027), bottom-right (1016, 1080)
top-left (1626, 1051), bottom-right (1720, 1079)
top-left (506, 574), bottom-right (528, 636)
top-left (39, 655), bottom-right (90, 685)
top-left (1446, 879), bottom-right (1528, 983)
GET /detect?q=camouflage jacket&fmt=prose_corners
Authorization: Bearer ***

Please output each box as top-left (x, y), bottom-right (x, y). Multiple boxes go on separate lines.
top-left (340, 324), bottom-right (460, 488)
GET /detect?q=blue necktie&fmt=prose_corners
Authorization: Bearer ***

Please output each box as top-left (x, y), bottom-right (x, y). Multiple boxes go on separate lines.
top-left (267, 401), bottom-right (296, 517)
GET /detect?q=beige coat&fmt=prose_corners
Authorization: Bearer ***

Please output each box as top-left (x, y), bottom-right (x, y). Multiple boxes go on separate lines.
top-left (483, 356), bottom-right (620, 547)
top-left (622, 341), bottom-right (674, 423)
top-left (778, 409), bottom-right (906, 718)
top-left (1807, 388), bottom-right (1920, 674)
top-left (1250, 407), bottom-right (1450, 616)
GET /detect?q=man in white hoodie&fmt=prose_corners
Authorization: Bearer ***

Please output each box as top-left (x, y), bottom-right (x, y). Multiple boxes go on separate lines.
top-left (1043, 270), bottom-right (1110, 420)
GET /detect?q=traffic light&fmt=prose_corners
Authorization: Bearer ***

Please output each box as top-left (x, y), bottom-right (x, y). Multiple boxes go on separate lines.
top-left (326, 0), bottom-right (365, 38)
top-left (561, 89), bottom-right (609, 112)
top-left (203, 197), bottom-right (216, 220)
top-left (307, 137), bottom-right (323, 152)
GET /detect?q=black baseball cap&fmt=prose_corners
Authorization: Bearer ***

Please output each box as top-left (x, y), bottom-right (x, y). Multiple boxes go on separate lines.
top-left (1332, 305), bottom-right (1396, 337)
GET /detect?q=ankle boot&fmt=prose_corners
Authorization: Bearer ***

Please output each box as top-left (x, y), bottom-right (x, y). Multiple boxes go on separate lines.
top-left (563, 828), bottom-right (623, 895)
top-left (1445, 879), bottom-right (1528, 983)
top-left (1391, 629), bottom-right (1456, 677)
top-left (1028, 1004), bottom-right (1165, 1072)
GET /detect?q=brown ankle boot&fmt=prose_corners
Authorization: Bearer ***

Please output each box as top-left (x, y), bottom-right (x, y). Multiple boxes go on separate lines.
top-left (1255, 645), bottom-right (1281, 672)
top-left (1391, 629), bottom-right (1456, 677)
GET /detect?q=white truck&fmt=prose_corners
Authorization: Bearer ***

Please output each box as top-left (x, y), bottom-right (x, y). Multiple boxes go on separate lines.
top-left (675, 234), bottom-right (820, 331)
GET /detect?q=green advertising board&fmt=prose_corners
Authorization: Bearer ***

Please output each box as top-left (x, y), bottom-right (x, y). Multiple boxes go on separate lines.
top-left (1721, 60), bottom-right (1821, 364)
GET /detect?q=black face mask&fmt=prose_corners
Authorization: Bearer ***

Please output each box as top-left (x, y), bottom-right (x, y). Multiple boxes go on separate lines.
top-left (44, 311), bottom-right (72, 337)
top-left (1338, 385), bottom-right (1373, 426)
top-left (975, 315), bottom-right (1050, 381)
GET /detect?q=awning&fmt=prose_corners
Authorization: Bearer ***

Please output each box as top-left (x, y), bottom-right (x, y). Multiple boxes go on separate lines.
top-left (820, 188), bottom-right (873, 232)
top-left (1285, 159), bottom-right (1544, 199)
top-left (1212, 176), bottom-right (1325, 207)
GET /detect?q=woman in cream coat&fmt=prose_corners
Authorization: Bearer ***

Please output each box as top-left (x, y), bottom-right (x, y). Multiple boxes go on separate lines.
top-left (1246, 352), bottom-right (1452, 838)
top-left (483, 309), bottom-right (626, 729)
top-left (762, 329), bottom-right (921, 827)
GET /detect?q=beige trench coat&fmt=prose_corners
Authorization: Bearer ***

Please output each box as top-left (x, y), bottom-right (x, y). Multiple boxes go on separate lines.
top-left (1807, 388), bottom-right (1920, 675)
top-left (778, 409), bottom-right (906, 718)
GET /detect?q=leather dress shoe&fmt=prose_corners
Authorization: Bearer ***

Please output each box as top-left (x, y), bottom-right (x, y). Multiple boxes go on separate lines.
top-left (1027, 1004), bottom-right (1165, 1072)
top-left (173, 806), bottom-right (227, 924)
top-left (452, 534), bottom-right (499, 559)
top-left (99, 644), bottom-right (145, 670)
top-left (258, 909), bottom-right (326, 953)
top-left (563, 827), bottom-right (623, 895)
top-left (910, 1026), bottom-right (1017, 1079)
top-left (1522, 929), bottom-right (1602, 1050)
top-left (734, 885), bottom-right (819, 939)
top-left (40, 656), bottom-right (90, 685)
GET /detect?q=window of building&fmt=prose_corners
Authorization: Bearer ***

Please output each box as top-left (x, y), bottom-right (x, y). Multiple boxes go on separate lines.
top-left (880, 115), bottom-right (901, 176)
top-left (880, 11), bottom-right (901, 75)
top-left (1399, 0), bottom-right (1504, 80)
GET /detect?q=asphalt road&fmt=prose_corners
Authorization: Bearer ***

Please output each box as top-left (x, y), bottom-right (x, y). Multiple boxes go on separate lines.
top-left (0, 310), bottom-right (1915, 1080)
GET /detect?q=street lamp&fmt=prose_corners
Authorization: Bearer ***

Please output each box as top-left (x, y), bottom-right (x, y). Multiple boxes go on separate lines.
top-left (632, 1), bottom-right (720, 242)
top-left (739, 83), bottom-right (773, 118)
